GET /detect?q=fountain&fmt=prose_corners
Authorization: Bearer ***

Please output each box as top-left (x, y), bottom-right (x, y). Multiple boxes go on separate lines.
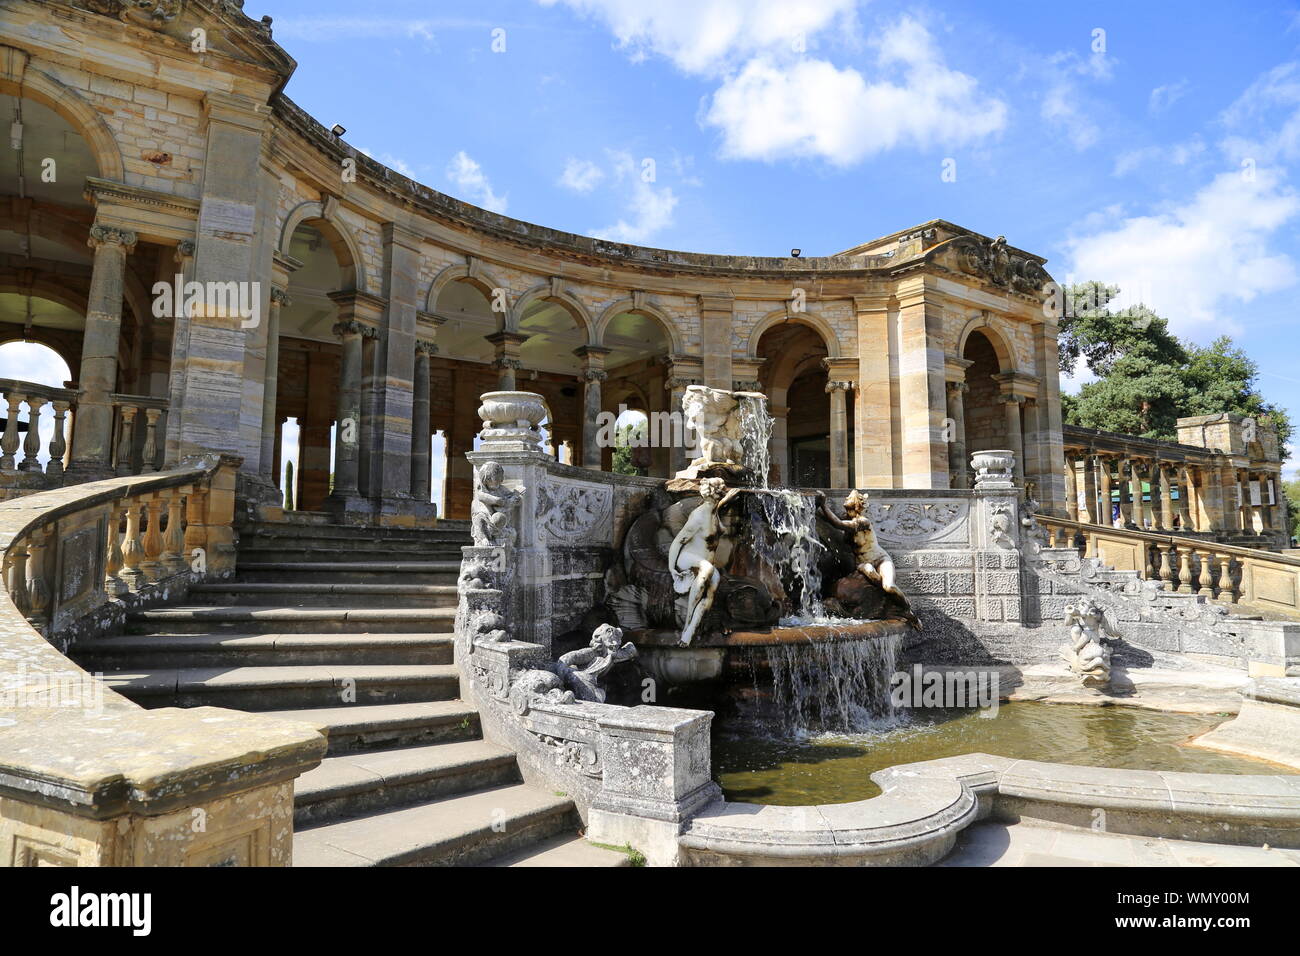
top-left (602, 385), bottom-right (918, 731)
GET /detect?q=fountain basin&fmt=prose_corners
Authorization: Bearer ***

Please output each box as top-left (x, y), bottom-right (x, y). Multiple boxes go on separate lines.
top-left (629, 619), bottom-right (912, 686)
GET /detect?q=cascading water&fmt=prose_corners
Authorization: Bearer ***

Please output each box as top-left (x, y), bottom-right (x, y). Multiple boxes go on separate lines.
top-left (765, 630), bottom-right (903, 735)
top-left (753, 490), bottom-right (826, 620)
top-left (735, 392), bottom-right (773, 488)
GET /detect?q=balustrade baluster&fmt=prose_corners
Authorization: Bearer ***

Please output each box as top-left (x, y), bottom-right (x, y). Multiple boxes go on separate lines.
top-left (120, 501), bottom-right (146, 591)
top-left (26, 528), bottom-right (51, 624)
top-left (1216, 553), bottom-right (1237, 603)
top-left (140, 495), bottom-right (164, 583)
top-left (162, 489), bottom-right (188, 576)
top-left (1, 392), bottom-right (24, 472)
top-left (1196, 549), bottom-right (1214, 596)
top-left (1176, 546), bottom-right (1194, 594)
top-left (6, 543), bottom-right (30, 616)
top-left (104, 502), bottom-right (128, 596)
top-left (1158, 545), bottom-right (1174, 591)
top-left (116, 405), bottom-right (138, 476)
top-left (142, 408), bottom-right (161, 473)
top-left (47, 401), bottom-right (70, 478)
top-left (18, 398), bottom-right (46, 472)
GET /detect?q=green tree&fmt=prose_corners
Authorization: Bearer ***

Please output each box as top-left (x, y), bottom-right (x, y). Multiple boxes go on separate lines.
top-left (1058, 282), bottom-right (1292, 446)
top-left (611, 419), bottom-right (648, 476)
top-left (1283, 478), bottom-right (1300, 545)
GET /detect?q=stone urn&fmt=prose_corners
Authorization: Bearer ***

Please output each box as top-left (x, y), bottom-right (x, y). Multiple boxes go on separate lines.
top-left (971, 449), bottom-right (1015, 488)
top-left (477, 391), bottom-right (548, 451)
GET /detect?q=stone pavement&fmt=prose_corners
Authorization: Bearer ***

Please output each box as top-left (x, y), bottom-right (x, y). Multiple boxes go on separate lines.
top-left (938, 820), bottom-right (1300, 867)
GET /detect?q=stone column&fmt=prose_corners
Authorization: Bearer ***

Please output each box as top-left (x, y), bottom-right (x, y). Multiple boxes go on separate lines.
top-left (574, 345), bottom-right (610, 471)
top-left (945, 380), bottom-right (969, 489)
top-left (410, 339), bottom-right (435, 501)
top-left (331, 320), bottom-right (366, 497)
top-left (897, 281), bottom-right (948, 488)
top-left (826, 379), bottom-right (853, 489)
top-left (1098, 456), bottom-right (1113, 525)
top-left (768, 403), bottom-right (789, 486)
top-left (1064, 457), bottom-right (1079, 520)
top-left (663, 360), bottom-right (701, 476)
top-left (1178, 465), bottom-right (1195, 530)
top-left (1001, 394), bottom-right (1025, 483)
top-left (163, 241), bottom-right (196, 468)
top-left (854, 294), bottom-right (894, 487)
top-left (1158, 462), bottom-right (1173, 531)
top-left (69, 224), bottom-right (136, 477)
top-left (486, 331), bottom-right (528, 390)
top-left (1080, 453), bottom-right (1098, 524)
top-left (1128, 458), bottom-right (1143, 528)
top-left (258, 287), bottom-right (289, 481)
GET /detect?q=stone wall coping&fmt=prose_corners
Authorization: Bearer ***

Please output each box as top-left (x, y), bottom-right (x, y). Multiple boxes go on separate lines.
top-left (679, 753), bottom-right (1300, 863)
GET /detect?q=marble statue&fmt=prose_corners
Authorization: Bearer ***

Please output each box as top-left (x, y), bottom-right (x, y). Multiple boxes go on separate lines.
top-left (669, 477), bottom-right (738, 646)
top-left (509, 624), bottom-right (638, 713)
top-left (679, 385), bottom-right (744, 477)
top-left (1060, 598), bottom-right (1122, 686)
top-left (817, 490), bottom-right (921, 630)
top-left (470, 461), bottom-right (523, 548)
top-left (555, 624), bottom-right (638, 703)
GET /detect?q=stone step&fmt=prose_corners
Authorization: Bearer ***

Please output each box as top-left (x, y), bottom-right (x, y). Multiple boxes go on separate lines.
top-left (483, 833), bottom-right (632, 867)
top-left (101, 663), bottom-right (460, 710)
top-left (75, 632), bottom-right (454, 669)
top-left (269, 700), bottom-right (481, 754)
top-left (235, 561), bottom-right (461, 585)
top-left (293, 739), bottom-right (519, 826)
top-left (242, 519), bottom-right (469, 540)
top-left (188, 582), bottom-right (459, 608)
top-left (292, 783), bottom-right (579, 867)
top-left (236, 546), bottom-right (467, 564)
top-left (125, 605), bottom-right (457, 634)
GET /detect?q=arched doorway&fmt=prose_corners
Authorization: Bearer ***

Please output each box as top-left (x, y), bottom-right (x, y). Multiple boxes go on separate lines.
top-left (599, 308), bottom-right (673, 477)
top-left (757, 321), bottom-right (835, 486)
top-left (0, 340), bottom-right (72, 473)
top-left (961, 329), bottom-right (1013, 483)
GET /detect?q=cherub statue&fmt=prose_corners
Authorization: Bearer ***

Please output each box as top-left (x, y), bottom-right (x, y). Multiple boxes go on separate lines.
top-left (669, 477), bottom-right (739, 646)
top-left (681, 386), bottom-right (743, 473)
top-left (1061, 599), bottom-right (1122, 686)
top-left (555, 624), bottom-right (638, 703)
top-left (470, 461), bottom-right (524, 548)
top-left (817, 490), bottom-right (921, 630)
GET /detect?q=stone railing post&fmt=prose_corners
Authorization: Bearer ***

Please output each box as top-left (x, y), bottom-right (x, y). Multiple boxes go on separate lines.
top-left (588, 706), bottom-right (721, 867)
top-left (19, 397), bottom-right (46, 472)
top-left (0, 391), bottom-right (23, 472)
top-left (119, 501), bottom-right (146, 591)
top-left (104, 501), bottom-right (128, 596)
top-left (47, 400), bottom-right (70, 478)
top-left (115, 404), bottom-right (138, 476)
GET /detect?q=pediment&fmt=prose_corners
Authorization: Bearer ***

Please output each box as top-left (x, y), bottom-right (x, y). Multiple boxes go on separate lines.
top-left (69, 0), bottom-right (296, 84)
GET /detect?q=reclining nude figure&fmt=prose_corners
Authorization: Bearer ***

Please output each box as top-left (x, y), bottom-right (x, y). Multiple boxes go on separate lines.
top-left (817, 490), bottom-right (922, 630)
top-left (668, 477), bottom-right (740, 646)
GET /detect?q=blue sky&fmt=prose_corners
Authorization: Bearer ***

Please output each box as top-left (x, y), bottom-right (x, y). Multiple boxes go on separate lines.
top-left (9, 0), bottom-right (1300, 485)
top-left (263, 0), bottom-right (1300, 474)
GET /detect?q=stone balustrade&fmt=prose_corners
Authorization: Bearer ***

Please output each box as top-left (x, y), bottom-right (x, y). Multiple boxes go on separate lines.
top-left (0, 454), bottom-right (325, 866)
top-left (0, 379), bottom-right (79, 483)
top-left (110, 393), bottom-right (168, 477)
top-left (1036, 513), bottom-right (1300, 618)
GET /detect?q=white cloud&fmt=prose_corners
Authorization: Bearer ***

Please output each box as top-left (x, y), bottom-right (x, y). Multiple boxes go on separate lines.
top-left (704, 17), bottom-right (1006, 165)
top-left (590, 151), bottom-right (678, 244)
top-left (558, 157), bottom-right (605, 192)
top-left (1063, 169), bottom-right (1300, 336)
top-left (1040, 50), bottom-right (1114, 152)
top-left (1149, 80), bottom-right (1189, 114)
top-left (271, 18), bottom-right (480, 41)
top-left (539, 4), bottom-right (1001, 165)
top-left (537, 0), bottom-right (858, 75)
top-left (1112, 137), bottom-right (1205, 176)
top-left (445, 151), bottom-right (508, 213)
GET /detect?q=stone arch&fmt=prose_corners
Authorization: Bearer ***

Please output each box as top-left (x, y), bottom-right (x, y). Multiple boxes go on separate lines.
top-left (0, 67), bottom-right (125, 182)
top-left (425, 260), bottom-right (508, 316)
top-left (956, 311), bottom-right (1019, 373)
top-left (0, 335), bottom-right (75, 382)
top-left (510, 281), bottom-right (595, 345)
top-left (594, 297), bottom-right (683, 354)
top-left (747, 307), bottom-right (841, 360)
top-left (0, 273), bottom-right (87, 317)
top-left (277, 200), bottom-right (366, 292)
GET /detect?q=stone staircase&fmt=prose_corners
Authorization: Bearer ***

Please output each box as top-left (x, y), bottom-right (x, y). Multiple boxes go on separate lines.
top-left (75, 515), bottom-right (629, 868)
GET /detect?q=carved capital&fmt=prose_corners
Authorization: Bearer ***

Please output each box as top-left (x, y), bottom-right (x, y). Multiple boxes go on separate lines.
top-left (270, 287), bottom-right (292, 307)
top-left (174, 239), bottom-right (196, 262)
top-left (946, 380), bottom-right (968, 395)
top-left (332, 319), bottom-right (366, 339)
top-left (825, 380), bottom-right (854, 393)
top-left (491, 357), bottom-right (523, 371)
top-left (581, 369), bottom-right (607, 384)
top-left (415, 339), bottom-right (439, 356)
top-left (88, 224), bottom-right (137, 252)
